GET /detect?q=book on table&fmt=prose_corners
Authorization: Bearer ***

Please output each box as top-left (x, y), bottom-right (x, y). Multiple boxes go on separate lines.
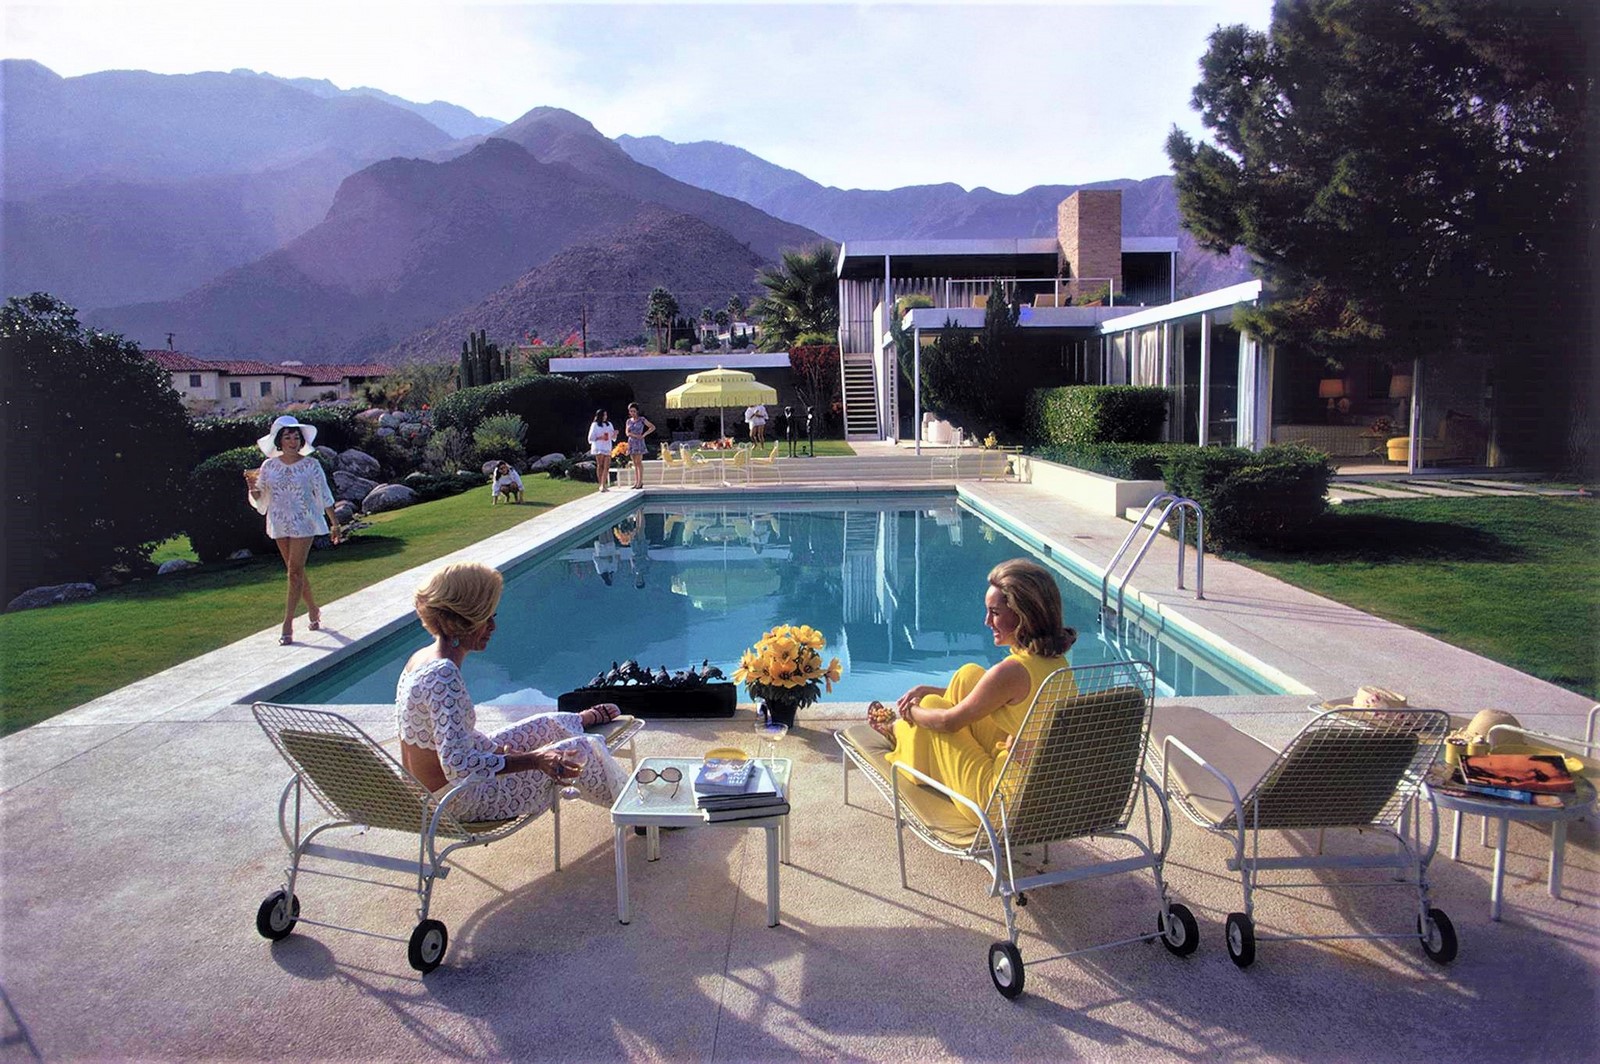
top-left (1425, 764), bottom-right (1564, 808)
top-left (694, 757), bottom-right (756, 794)
top-left (694, 762), bottom-right (784, 811)
top-left (704, 801), bottom-right (791, 823)
top-left (1459, 753), bottom-right (1575, 794)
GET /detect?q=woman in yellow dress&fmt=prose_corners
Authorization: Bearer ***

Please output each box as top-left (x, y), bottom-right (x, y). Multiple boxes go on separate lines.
top-left (871, 558), bottom-right (1077, 823)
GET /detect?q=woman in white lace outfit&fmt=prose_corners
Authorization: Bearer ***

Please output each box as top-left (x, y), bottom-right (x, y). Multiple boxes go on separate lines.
top-left (247, 415), bottom-right (340, 645)
top-left (396, 562), bottom-right (627, 821)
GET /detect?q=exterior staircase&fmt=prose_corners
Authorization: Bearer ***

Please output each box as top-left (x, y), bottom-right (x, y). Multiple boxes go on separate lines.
top-left (841, 354), bottom-right (880, 440)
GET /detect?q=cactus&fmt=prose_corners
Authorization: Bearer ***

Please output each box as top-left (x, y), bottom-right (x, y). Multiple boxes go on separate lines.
top-left (458, 330), bottom-right (508, 389)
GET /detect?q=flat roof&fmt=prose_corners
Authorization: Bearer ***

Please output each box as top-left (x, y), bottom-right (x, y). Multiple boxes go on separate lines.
top-left (549, 353), bottom-right (792, 373)
top-left (838, 235), bottom-right (1178, 276)
top-left (1098, 280), bottom-right (1264, 332)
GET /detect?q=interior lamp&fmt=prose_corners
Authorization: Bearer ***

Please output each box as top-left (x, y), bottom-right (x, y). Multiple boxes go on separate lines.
top-left (1388, 374), bottom-right (1413, 399)
top-left (1318, 378), bottom-right (1346, 419)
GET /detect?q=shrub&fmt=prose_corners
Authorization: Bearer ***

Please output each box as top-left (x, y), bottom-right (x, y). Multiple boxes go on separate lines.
top-left (186, 447), bottom-right (277, 563)
top-left (1160, 444), bottom-right (1333, 549)
top-left (578, 373), bottom-right (635, 420)
top-left (673, 339), bottom-right (693, 352)
top-left (189, 414), bottom-right (269, 463)
top-left (1026, 386), bottom-right (1169, 445)
top-left (360, 431), bottom-right (419, 479)
top-left (404, 471), bottom-right (483, 502)
top-left (432, 374), bottom-right (589, 455)
top-left (1, 294), bottom-right (191, 595)
top-left (1032, 442), bottom-right (1189, 480)
top-left (424, 426), bottom-right (474, 473)
top-left (294, 405), bottom-right (360, 452)
top-left (472, 414), bottom-right (527, 467)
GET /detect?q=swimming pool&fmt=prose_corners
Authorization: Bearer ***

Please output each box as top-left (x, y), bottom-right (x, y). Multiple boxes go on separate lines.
top-left (279, 493), bottom-right (1284, 706)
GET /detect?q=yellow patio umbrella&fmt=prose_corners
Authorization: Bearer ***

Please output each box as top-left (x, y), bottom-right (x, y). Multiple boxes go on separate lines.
top-left (670, 565), bottom-right (781, 610)
top-left (665, 366), bottom-right (778, 438)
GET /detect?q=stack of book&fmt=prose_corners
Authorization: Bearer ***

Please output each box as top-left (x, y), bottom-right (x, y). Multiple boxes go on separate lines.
top-left (1427, 752), bottom-right (1576, 808)
top-left (693, 758), bottom-right (789, 822)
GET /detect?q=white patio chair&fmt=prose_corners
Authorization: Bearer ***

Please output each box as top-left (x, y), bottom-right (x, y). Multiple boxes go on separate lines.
top-left (251, 703), bottom-right (642, 973)
top-left (1148, 705), bottom-right (1453, 968)
top-left (835, 661), bottom-right (1198, 999)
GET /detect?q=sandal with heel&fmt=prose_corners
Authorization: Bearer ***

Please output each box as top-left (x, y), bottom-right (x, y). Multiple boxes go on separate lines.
top-left (579, 703), bottom-right (622, 729)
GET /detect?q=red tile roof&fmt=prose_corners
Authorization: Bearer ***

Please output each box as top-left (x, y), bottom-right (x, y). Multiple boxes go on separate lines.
top-left (145, 351), bottom-right (391, 382)
top-left (144, 350), bottom-right (211, 372)
top-left (296, 363), bottom-right (392, 384)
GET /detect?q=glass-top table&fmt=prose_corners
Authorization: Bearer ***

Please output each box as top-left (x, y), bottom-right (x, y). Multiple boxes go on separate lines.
top-left (610, 756), bottom-right (793, 927)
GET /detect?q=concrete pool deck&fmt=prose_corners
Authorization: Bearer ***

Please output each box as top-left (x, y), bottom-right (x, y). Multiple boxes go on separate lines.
top-left (2, 480), bottom-right (1595, 1061)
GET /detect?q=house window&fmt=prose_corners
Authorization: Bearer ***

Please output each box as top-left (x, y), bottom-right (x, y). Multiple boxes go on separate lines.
top-left (188, 374), bottom-right (202, 388)
top-left (229, 382), bottom-right (242, 398)
top-left (260, 381), bottom-right (272, 397)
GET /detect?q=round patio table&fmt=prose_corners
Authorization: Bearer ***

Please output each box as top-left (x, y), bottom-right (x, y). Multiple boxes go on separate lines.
top-left (1421, 776), bottom-right (1595, 921)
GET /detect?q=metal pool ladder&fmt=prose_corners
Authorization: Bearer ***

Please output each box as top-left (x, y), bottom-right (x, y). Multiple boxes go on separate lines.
top-left (1100, 493), bottom-right (1205, 620)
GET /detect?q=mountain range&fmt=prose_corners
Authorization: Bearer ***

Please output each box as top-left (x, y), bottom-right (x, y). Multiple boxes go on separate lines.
top-left (2, 61), bottom-right (1254, 363)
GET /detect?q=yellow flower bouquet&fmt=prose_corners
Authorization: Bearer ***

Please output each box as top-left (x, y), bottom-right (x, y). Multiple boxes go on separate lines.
top-left (732, 624), bottom-right (843, 712)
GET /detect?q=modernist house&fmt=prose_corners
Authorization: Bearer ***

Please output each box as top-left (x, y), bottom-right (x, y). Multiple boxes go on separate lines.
top-left (835, 190), bottom-right (1486, 472)
top-left (146, 351), bottom-right (390, 413)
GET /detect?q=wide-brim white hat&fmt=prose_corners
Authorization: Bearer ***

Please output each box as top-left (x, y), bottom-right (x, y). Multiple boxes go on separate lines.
top-left (1312, 685), bottom-right (1408, 712)
top-left (257, 414), bottom-right (318, 456)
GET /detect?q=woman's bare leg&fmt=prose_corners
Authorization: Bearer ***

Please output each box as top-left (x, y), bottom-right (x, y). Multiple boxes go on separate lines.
top-left (596, 455), bottom-right (611, 491)
top-left (279, 536), bottom-right (317, 633)
top-left (631, 453), bottom-right (644, 488)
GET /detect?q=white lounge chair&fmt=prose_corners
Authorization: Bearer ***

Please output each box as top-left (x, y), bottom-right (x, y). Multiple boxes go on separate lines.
top-left (1149, 705), bottom-right (1453, 968)
top-left (251, 702), bottom-right (642, 973)
top-left (836, 661), bottom-right (1197, 998)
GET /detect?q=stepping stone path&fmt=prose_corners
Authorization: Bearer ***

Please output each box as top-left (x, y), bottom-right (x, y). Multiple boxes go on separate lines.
top-left (1329, 477), bottom-right (1585, 504)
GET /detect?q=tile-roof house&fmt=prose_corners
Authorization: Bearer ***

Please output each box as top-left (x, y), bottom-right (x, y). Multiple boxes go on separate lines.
top-left (145, 353), bottom-right (390, 412)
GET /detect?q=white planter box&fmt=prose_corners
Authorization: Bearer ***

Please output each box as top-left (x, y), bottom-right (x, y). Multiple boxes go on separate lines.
top-left (1012, 455), bottom-right (1164, 516)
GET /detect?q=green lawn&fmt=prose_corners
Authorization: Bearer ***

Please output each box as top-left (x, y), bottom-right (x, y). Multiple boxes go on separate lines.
top-left (0, 477), bottom-right (588, 735)
top-left (1228, 496), bottom-right (1600, 698)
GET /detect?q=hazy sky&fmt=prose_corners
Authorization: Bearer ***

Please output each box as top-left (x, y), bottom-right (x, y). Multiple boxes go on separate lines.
top-left (4, 0), bottom-right (1276, 193)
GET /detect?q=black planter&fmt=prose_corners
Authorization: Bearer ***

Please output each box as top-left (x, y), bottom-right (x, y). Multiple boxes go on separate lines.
top-left (758, 699), bottom-right (803, 729)
top-left (557, 682), bottom-right (737, 719)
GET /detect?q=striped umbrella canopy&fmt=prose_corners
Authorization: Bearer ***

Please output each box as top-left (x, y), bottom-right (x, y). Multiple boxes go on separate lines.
top-left (665, 367), bottom-right (778, 437)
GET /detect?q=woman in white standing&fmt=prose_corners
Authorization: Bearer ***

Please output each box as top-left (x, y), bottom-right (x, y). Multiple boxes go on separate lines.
top-left (246, 415), bottom-right (340, 645)
top-left (588, 409), bottom-right (616, 492)
top-left (746, 403), bottom-right (768, 446)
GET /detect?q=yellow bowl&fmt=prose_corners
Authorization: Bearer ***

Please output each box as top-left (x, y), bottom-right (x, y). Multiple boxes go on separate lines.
top-left (704, 746), bottom-right (749, 762)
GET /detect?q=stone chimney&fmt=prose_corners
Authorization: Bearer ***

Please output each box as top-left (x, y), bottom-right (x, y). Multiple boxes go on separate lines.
top-left (1057, 190), bottom-right (1122, 297)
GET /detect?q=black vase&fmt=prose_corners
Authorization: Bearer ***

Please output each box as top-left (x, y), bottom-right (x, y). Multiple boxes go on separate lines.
top-left (758, 698), bottom-right (801, 729)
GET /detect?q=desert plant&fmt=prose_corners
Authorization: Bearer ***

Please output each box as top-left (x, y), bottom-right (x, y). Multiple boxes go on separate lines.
top-left (644, 286), bottom-right (679, 353)
top-left (424, 426), bottom-right (475, 474)
top-left (472, 414), bottom-right (528, 466)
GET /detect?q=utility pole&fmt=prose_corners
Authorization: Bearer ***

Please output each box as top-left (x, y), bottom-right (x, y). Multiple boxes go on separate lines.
top-left (580, 300), bottom-right (588, 355)
top-left (166, 332), bottom-right (176, 350)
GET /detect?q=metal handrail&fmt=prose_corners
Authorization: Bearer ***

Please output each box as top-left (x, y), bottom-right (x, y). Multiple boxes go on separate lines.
top-left (1100, 493), bottom-right (1205, 618)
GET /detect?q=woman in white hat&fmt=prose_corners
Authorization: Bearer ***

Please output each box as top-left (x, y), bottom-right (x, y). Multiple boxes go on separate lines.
top-left (247, 415), bottom-right (340, 644)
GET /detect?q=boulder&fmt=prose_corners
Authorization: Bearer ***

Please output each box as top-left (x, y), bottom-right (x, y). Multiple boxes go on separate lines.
top-left (316, 447), bottom-right (339, 466)
top-left (6, 582), bottom-right (98, 612)
top-left (379, 412), bottom-right (403, 429)
top-left (157, 559), bottom-right (199, 575)
top-left (332, 500), bottom-right (357, 524)
top-left (228, 549), bottom-right (253, 560)
top-left (481, 460), bottom-right (501, 476)
top-left (376, 426), bottom-right (396, 437)
top-left (528, 452), bottom-right (566, 473)
top-left (362, 483), bottom-right (419, 513)
top-left (572, 460), bottom-right (597, 482)
top-left (357, 407), bottom-right (386, 422)
top-left (337, 449), bottom-right (381, 478)
top-left (397, 421), bottom-right (426, 439)
top-left (333, 470), bottom-right (379, 503)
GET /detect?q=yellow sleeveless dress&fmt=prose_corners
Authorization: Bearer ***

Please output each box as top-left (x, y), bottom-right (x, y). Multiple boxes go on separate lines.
top-left (889, 647), bottom-right (1073, 825)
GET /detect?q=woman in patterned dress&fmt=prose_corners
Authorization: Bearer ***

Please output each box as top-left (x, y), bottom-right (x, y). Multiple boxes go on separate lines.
top-left (395, 562), bottom-right (626, 820)
top-left (247, 415), bottom-right (340, 645)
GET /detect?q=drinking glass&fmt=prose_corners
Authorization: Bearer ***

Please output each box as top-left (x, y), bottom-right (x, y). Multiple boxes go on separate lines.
top-left (557, 744), bottom-right (587, 801)
top-left (753, 706), bottom-right (789, 763)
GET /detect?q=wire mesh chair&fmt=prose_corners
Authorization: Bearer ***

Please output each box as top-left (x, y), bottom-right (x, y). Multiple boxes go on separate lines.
top-left (1149, 705), bottom-right (1453, 968)
top-left (251, 702), bottom-right (642, 973)
top-left (835, 660), bottom-right (1197, 999)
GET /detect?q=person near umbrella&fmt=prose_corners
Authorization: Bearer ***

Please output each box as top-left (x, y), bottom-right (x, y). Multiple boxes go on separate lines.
top-left (746, 403), bottom-right (768, 445)
top-left (624, 403), bottom-right (656, 490)
top-left (588, 409), bottom-right (616, 492)
top-left (246, 415), bottom-right (340, 645)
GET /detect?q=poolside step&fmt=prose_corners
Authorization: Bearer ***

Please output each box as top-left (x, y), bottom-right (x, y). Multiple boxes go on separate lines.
top-left (646, 450), bottom-right (1008, 487)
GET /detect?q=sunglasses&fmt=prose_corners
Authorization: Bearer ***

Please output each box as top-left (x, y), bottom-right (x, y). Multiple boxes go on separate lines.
top-left (634, 765), bottom-right (682, 800)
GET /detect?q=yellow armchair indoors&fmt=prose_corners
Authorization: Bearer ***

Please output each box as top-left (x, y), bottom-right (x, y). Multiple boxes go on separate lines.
top-left (1387, 411), bottom-right (1486, 466)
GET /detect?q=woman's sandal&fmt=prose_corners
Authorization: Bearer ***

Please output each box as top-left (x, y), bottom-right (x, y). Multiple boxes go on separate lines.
top-left (308, 609), bottom-right (322, 631)
top-left (279, 631), bottom-right (293, 646)
top-left (579, 702), bottom-right (622, 728)
top-left (867, 701), bottom-right (896, 740)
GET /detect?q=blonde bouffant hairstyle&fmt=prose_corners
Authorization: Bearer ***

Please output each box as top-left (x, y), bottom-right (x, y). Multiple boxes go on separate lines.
top-left (414, 562), bottom-right (503, 641)
top-left (987, 558), bottom-right (1076, 658)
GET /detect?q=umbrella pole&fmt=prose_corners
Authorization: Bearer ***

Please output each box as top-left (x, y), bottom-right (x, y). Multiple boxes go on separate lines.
top-left (719, 409), bottom-right (726, 439)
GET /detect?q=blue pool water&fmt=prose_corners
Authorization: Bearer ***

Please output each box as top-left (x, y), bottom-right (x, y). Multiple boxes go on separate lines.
top-left (278, 493), bottom-right (1282, 707)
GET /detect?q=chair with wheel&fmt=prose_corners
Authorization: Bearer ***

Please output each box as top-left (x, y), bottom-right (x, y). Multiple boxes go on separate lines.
top-left (250, 702), bottom-right (643, 974)
top-left (1148, 704), bottom-right (1454, 968)
top-left (835, 660), bottom-right (1198, 999)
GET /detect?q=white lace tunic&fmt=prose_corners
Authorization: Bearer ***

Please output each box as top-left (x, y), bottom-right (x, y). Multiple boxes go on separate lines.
top-left (249, 456), bottom-right (335, 540)
top-left (395, 658), bottom-right (624, 821)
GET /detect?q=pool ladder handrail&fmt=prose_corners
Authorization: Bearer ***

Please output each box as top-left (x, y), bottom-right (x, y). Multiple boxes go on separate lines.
top-left (1100, 493), bottom-right (1205, 620)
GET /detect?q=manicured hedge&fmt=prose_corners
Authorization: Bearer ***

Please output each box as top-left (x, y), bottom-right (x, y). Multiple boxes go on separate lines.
top-left (1026, 386), bottom-right (1169, 445)
top-left (1160, 444), bottom-right (1333, 549)
top-left (188, 407), bottom-right (361, 466)
top-left (578, 373), bottom-right (635, 420)
top-left (1031, 442), bottom-right (1189, 480)
top-left (186, 447), bottom-right (277, 562)
top-left (432, 375), bottom-right (591, 455)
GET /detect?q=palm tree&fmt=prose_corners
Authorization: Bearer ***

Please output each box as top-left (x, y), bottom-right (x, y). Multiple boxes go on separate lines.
top-left (750, 245), bottom-right (839, 352)
top-left (699, 306), bottom-right (715, 347)
top-left (725, 293), bottom-right (746, 323)
top-left (644, 286), bottom-right (679, 353)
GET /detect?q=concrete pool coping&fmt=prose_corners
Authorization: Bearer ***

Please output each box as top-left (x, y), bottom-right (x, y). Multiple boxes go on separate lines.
top-left (2, 480), bottom-right (1595, 1061)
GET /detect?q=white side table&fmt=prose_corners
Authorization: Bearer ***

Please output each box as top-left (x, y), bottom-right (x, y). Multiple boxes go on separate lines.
top-left (1422, 777), bottom-right (1596, 921)
top-left (610, 757), bottom-right (792, 927)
